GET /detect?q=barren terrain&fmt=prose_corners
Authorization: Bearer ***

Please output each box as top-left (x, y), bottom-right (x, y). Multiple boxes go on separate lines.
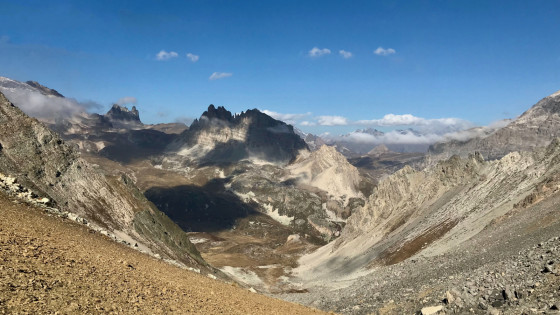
top-left (0, 192), bottom-right (325, 314)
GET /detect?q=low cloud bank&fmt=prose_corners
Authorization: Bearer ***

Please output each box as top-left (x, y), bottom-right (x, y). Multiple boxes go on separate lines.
top-left (1, 87), bottom-right (101, 120)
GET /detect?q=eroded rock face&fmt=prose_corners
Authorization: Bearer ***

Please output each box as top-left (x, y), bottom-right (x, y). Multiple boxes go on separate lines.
top-left (0, 92), bottom-right (210, 270)
top-left (297, 139), bottom-right (560, 281)
top-left (288, 145), bottom-right (362, 201)
top-left (168, 105), bottom-right (309, 165)
top-left (105, 104), bottom-right (141, 123)
top-left (429, 90), bottom-right (560, 161)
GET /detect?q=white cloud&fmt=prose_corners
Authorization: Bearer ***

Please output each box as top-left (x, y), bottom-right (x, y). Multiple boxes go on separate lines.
top-left (357, 114), bottom-right (424, 126)
top-left (308, 47), bottom-right (331, 57)
top-left (300, 121), bottom-right (316, 126)
top-left (339, 50), bottom-right (353, 59)
top-left (317, 115), bottom-right (349, 126)
top-left (156, 50), bottom-right (179, 61)
top-left (186, 53), bottom-right (199, 62)
top-left (209, 72), bottom-right (233, 80)
top-left (261, 110), bottom-right (311, 124)
top-left (356, 114), bottom-right (473, 134)
top-left (116, 96), bottom-right (137, 105)
top-left (374, 47), bottom-right (396, 56)
top-left (325, 130), bottom-right (444, 148)
top-left (442, 119), bottom-right (511, 142)
top-left (0, 87), bottom-right (100, 120)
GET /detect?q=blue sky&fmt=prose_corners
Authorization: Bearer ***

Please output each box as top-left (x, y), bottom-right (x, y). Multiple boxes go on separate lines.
top-left (0, 0), bottom-right (559, 134)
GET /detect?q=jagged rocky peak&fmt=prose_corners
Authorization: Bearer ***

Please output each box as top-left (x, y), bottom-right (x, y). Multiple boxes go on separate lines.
top-left (105, 104), bottom-right (141, 123)
top-left (202, 104), bottom-right (234, 121)
top-left (170, 104), bottom-right (308, 165)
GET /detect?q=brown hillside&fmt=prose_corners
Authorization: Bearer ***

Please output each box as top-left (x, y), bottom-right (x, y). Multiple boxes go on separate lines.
top-left (0, 192), bottom-right (326, 315)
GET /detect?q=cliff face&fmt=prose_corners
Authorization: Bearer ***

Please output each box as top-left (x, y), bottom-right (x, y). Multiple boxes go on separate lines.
top-left (0, 92), bottom-right (209, 269)
top-left (105, 104), bottom-right (141, 126)
top-left (288, 145), bottom-right (362, 200)
top-left (429, 90), bottom-right (560, 161)
top-left (169, 105), bottom-right (309, 165)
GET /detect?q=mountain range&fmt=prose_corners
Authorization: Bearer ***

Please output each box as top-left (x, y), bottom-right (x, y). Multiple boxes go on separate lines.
top-left (1, 75), bottom-right (560, 314)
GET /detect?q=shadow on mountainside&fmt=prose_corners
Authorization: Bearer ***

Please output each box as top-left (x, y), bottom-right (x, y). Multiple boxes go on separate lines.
top-left (173, 106), bottom-right (308, 167)
top-left (64, 129), bottom-right (178, 164)
top-left (144, 177), bottom-right (259, 232)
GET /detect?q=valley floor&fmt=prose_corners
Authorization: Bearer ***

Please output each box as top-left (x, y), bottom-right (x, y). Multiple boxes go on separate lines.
top-left (0, 192), bottom-right (325, 314)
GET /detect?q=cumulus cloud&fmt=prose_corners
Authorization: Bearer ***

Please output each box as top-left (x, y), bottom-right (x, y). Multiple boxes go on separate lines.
top-left (339, 50), bottom-right (353, 59)
top-left (261, 110), bottom-right (311, 124)
top-left (186, 53), bottom-right (199, 62)
top-left (317, 115), bottom-right (349, 126)
top-left (116, 96), bottom-right (137, 105)
top-left (0, 87), bottom-right (100, 120)
top-left (374, 47), bottom-right (396, 56)
top-left (156, 50), bottom-right (179, 61)
top-left (209, 72), bottom-right (233, 80)
top-left (308, 47), bottom-right (331, 57)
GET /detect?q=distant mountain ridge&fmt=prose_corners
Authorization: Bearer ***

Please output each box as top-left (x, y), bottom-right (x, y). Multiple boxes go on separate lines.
top-left (429, 90), bottom-right (560, 160)
top-left (0, 76), bottom-right (63, 97)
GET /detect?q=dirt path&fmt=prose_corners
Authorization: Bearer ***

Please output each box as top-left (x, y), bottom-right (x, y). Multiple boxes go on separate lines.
top-left (0, 193), bottom-right (326, 314)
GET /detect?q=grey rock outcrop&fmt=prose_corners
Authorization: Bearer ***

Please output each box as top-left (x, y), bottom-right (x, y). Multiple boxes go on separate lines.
top-left (105, 104), bottom-right (141, 124)
top-left (168, 105), bottom-right (308, 165)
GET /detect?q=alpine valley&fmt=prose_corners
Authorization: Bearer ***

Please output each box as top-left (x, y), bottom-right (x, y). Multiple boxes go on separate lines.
top-left (1, 76), bottom-right (559, 314)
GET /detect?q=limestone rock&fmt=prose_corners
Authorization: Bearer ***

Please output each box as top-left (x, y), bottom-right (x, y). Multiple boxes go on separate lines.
top-left (421, 305), bottom-right (443, 315)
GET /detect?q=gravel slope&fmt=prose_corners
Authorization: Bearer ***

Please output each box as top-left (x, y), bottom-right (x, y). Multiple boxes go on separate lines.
top-left (277, 190), bottom-right (560, 314)
top-left (0, 192), bottom-right (325, 314)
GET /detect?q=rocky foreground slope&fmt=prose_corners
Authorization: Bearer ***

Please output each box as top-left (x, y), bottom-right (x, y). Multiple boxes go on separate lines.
top-left (0, 192), bottom-right (324, 314)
